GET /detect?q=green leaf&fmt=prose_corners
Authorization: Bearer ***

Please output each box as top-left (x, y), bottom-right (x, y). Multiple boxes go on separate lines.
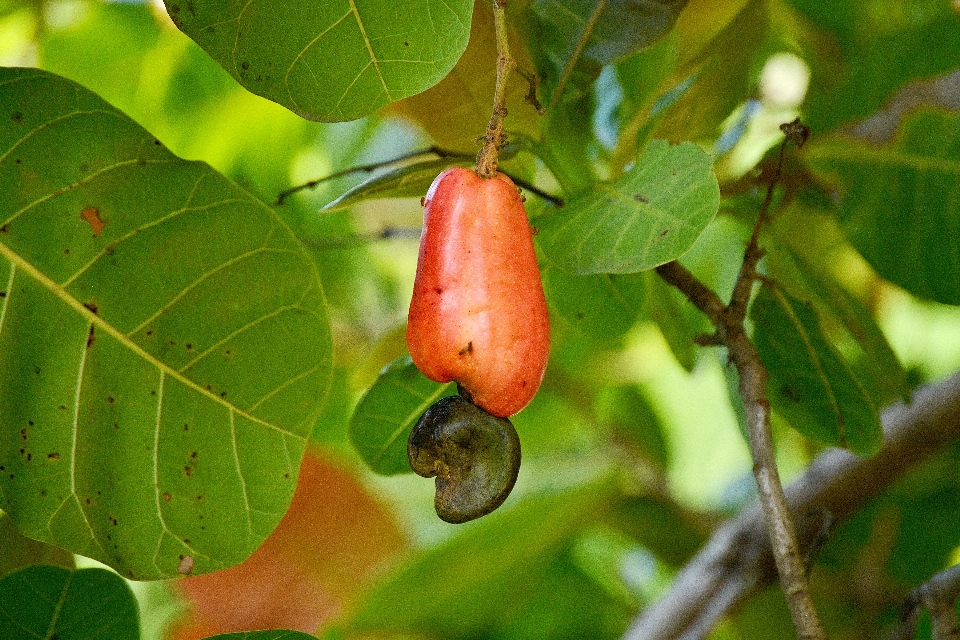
top-left (0, 68), bottom-right (332, 579)
top-left (348, 477), bottom-right (616, 636)
top-left (322, 158), bottom-right (464, 213)
top-left (541, 266), bottom-right (645, 346)
top-left (595, 384), bottom-right (669, 469)
top-left (803, 109), bottom-right (960, 305)
top-left (788, 0), bottom-right (960, 133)
top-left (528, 0), bottom-right (686, 102)
top-left (203, 632), bottom-right (317, 640)
top-left (651, 0), bottom-right (766, 144)
top-left (349, 356), bottom-right (454, 475)
top-left (538, 140), bottom-right (719, 274)
top-left (165, 0), bottom-right (473, 122)
top-left (751, 286), bottom-right (883, 456)
top-left (765, 235), bottom-right (910, 407)
top-left (0, 565), bottom-right (139, 640)
top-left (644, 269), bottom-right (709, 371)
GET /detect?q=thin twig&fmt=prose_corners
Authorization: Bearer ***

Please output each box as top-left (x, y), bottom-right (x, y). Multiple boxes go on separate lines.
top-left (654, 121), bottom-right (825, 640)
top-left (475, 0), bottom-right (516, 178)
top-left (890, 564), bottom-right (960, 640)
top-left (515, 67), bottom-right (546, 115)
top-left (275, 147), bottom-right (470, 205)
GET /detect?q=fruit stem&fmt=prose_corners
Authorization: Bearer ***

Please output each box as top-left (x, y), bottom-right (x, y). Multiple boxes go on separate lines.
top-left (475, 0), bottom-right (516, 179)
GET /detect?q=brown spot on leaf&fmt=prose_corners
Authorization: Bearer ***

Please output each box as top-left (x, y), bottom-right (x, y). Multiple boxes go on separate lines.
top-left (11, 112), bottom-right (22, 122)
top-left (178, 555), bottom-right (194, 575)
top-left (633, 194), bottom-right (649, 203)
top-left (163, 493), bottom-right (171, 502)
top-left (185, 466), bottom-right (193, 477)
top-left (86, 324), bottom-right (95, 349)
top-left (83, 301), bottom-right (99, 314)
top-left (48, 453), bottom-right (60, 460)
top-left (80, 207), bottom-right (106, 236)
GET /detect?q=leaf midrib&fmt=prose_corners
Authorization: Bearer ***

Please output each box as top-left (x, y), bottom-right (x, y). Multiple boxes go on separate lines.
top-left (0, 240), bottom-right (304, 441)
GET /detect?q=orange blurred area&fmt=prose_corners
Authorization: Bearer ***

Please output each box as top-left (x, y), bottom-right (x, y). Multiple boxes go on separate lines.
top-left (170, 449), bottom-right (407, 638)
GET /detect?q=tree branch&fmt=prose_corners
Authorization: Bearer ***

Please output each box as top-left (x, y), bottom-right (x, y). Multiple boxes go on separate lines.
top-left (622, 372), bottom-right (960, 640)
top-left (653, 122), bottom-right (824, 640)
top-left (889, 563), bottom-right (960, 640)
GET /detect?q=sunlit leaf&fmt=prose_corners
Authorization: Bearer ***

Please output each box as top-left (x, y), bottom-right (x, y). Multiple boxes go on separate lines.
top-left (349, 356), bottom-right (454, 475)
top-left (538, 139), bottom-right (719, 274)
top-left (165, 0), bottom-right (474, 122)
top-left (0, 565), bottom-right (139, 640)
top-left (651, 0), bottom-right (766, 144)
top-left (396, 1), bottom-right (540, 152)
top-left (0, 68), bottom-right (332, 579)
top-left (804, 109), bottom-right (960, 306)
top-left (751, 286), bottom-right (883, 456)
top-left (323, 159), bottom-right (465, 213)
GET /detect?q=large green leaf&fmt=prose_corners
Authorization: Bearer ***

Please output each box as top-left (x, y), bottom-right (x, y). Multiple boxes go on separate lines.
top-left (751, 286), bottom-right (882, 456)
top-left (803, 109), bottom-right (960, 306)
top-left (538, 140), bottom-right (719, 274)
top-left (165, 0), bottom-right (473, 122)
top-left (788, 0), bottom-right (960, 134)
top-left (349, 356), bottom-right (453, 475)
top-left (0, 565), bottom-right (139, 640)
top-left (0, 68), bottom-right (332, 579)
top-left (765, 233), bottom-right (910, 407)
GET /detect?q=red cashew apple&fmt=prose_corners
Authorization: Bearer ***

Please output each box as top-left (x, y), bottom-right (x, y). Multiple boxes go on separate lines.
top-left (407, 167), bottom-right (551, 418)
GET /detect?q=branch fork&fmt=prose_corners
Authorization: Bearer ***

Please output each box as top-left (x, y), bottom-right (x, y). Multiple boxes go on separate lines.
top-left (654, 122), bottom-right (826, 640)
